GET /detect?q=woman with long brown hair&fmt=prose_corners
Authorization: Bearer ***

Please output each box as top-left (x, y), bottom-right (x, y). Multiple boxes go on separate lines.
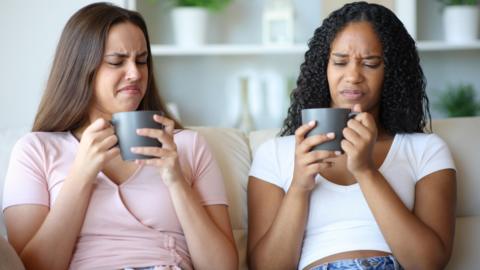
top-left (2, 3), bottom-right (237, 270)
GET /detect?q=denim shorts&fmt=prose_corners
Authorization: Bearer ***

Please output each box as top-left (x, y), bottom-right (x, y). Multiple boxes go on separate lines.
top-left (309, 255), bottom-right (403, 270)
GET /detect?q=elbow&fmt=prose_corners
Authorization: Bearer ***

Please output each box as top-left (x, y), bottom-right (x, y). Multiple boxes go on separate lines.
top-left (400, 248), bottom-right (452, 270)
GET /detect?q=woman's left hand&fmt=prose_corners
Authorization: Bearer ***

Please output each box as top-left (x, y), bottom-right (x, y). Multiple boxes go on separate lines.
top-left (341, 104), bottom-right (378, 178)
top-left (131, 114), bottom-right (185, 187)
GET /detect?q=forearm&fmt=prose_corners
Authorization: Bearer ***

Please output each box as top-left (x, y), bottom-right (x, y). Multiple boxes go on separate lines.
top-left (357, 170), bottom-right (450, 268)
top-left (249, 186), bottom-right (310, 270)
top-left (21, 176), bottom-right (94, 270)
top-left (168, 180), bottom-right (237, 270)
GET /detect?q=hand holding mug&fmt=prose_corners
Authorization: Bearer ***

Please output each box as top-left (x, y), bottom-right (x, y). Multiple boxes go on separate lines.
top-left (71, 118), bottom-right (120, 182)
top-left (341, 104), bottom-right (378, 177)
top-left (291, 121), bottom-right (338, 192)
top-left (130, 114), bottom-right (185, 187)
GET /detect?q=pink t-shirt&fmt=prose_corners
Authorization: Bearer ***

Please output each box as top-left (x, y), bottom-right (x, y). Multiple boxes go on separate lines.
top-left (2, 130), bottom-right (228, 270)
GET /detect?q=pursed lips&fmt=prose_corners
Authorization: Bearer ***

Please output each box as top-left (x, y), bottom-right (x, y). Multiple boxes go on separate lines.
top-left (340, 89), bottom-right (364, 100)
top-left (117, 85), bottom-right (141, 95)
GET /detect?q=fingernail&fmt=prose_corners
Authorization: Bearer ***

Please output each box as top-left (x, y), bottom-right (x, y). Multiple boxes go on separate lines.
top-left (335, 151), bottom-right (342, 156)
top-left (308, 120), bottom-right (315, 126)
top-left (130, 147), bottom-right (137, 152)
top-left (136, 129), bottom-right (141, 134)
top-left (327, 132), bottom-right (335, 138)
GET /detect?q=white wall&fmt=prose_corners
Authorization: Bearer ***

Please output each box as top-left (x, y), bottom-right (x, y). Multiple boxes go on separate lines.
top-left (0, 0), bottom-right (126, 130)
top-left (1, 0), bottom-right (479, 130)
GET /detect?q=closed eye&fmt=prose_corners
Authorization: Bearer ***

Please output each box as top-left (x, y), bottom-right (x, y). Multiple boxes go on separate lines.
top-left (108, 62), bottom-right (122, 66)
top-left (364, 62), bottom-right (381, 68)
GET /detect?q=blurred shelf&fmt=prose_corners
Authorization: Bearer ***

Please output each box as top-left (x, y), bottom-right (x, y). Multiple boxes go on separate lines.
top-left (150, 44), bottom-right (308, 56)
top-left (417, 40), bottom-right (480, 51)
top-left (150, 41), bottom-right (480, 56)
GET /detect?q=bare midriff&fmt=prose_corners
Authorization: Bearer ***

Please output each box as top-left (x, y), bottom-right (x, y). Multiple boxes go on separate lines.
top-left (304, 250), bottom-right (392, 270)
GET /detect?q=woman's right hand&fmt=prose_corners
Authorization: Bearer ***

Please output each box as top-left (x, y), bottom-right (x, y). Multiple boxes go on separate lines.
top-left (291, 120), bottom-right (337, 191)
top-left (70, 118), bottom-right (120, 182)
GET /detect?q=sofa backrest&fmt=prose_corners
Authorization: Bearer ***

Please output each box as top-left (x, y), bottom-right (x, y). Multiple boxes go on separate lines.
top-left (430, 117), bottom-right (480, 217)
top-left (191, 127), bottom-right (251, 270)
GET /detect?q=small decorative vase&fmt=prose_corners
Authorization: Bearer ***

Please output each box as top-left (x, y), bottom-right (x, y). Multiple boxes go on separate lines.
top-left (443, 6), bottom-right (479, 43)
top-left (171, 7), bottom-right (208, 47)
top-left (236, 77), bottom-right (255, 132)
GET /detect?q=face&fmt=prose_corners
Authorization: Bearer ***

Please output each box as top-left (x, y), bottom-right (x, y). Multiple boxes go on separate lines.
top-left (327, 21), bottom-right (384, 115)
top-left (90, 22), bottom-right (148, 120)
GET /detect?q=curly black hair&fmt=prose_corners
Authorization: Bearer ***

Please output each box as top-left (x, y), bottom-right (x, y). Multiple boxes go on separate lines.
top-left (280, 1), bottom-right (430, 136)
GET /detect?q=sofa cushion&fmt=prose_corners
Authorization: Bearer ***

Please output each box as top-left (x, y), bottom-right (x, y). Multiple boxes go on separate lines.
top-left (432, 117), bottom-right (480, 217)
top-left (446, 216), bottom-right (480, 269)
top-left (191, 127), bottom-right (250, 270)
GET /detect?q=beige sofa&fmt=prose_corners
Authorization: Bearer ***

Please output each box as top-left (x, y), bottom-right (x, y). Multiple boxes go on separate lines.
top-left (1, 117), bottom-right (479, 269)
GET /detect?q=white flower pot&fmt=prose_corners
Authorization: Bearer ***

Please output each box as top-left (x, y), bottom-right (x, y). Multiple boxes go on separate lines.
top-left (171, 7), bottom-right (209, 47)
top-left (443, 6), bottom-right (479, 43)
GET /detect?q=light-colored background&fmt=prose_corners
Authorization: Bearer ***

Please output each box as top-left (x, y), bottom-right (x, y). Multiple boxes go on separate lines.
top-left (1, 0), bottom-right (479, 131)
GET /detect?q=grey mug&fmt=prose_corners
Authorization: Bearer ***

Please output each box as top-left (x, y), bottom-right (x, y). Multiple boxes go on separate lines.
top-left (111, 110), bottom-right (164, 161)
top-left (301, 108), bottom-right (358, 151)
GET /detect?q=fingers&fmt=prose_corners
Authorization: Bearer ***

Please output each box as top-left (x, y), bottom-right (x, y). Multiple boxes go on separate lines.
top-left (297, 132), bottom-right (336, 153)
top-left (130, 146), bottom-right (173, 159)
top-left (85, 118), bottom-right (111, 133)
top-left (98, 134), bottom-right (118, 151)
top-left (136, 128), bottom-right (175, 150)
top-left (295, 121), bottom-right (316, 146)
top-left (352, 104), bottom-right (363, 113)
top-left (105, 146), bottom-right (121, 160)
top-left (153, 114), bottom-right (175, 135)
top-left (343, 114), bottom-right (376, 147)
top-left (298, 150), bottom-right (338, 166)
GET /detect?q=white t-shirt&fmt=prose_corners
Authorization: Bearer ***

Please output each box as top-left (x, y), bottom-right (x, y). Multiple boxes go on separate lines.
top-left (249, 133), bottom-right (455, 270)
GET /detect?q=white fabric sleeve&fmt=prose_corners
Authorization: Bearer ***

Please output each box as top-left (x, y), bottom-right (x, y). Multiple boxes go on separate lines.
top-left (417, 133), bottom-right (456, 181)
top-left (249, 138), bottom-right (284, 189)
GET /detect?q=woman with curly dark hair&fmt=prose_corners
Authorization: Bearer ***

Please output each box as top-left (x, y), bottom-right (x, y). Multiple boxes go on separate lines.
top-left (247, 2), bottom-right (456, 270)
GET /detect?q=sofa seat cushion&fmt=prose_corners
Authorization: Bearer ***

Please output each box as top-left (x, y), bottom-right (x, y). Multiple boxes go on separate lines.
top-left (446, 217), bottom-right (480, 269)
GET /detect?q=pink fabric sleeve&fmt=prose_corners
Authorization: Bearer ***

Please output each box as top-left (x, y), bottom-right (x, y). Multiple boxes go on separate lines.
top-left (2, 133), bottom-right (50, 210)
top-left (191, 132), bottom-right (228, 206)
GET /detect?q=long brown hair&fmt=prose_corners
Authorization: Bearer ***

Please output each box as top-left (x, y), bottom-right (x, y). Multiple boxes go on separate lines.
top-left (32, 2), bottom-right (182, 132)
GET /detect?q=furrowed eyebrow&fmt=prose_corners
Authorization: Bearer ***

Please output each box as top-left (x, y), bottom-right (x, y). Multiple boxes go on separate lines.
top-left (363, 55), bottom-right (383, 60)
top-left (331, 53), bottom-right (382, 60)
top-left (105, 51), bottom-right (148, 57)
top-left (332, 53), bottom-right (348, 58)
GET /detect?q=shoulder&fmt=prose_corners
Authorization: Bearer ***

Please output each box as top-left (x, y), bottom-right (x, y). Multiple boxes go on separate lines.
top-left (396, 132), bottom-right (455, 179)
top-left (173, 129), bottom-right (200, 143)
top-left (12, 132), bottom-right (73, 157)
top-left (397, 132), bottom-right (449, 151)
top-left (172, 129), bottom-right (207, 151)
top-left (254, 135), bottom-right (295, 159)
top-left (250, 135), bottom-right (295, 190)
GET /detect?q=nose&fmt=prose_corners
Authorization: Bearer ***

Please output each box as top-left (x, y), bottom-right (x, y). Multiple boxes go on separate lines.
top-left (125, 61), bottom-right (141, 81)
top-left (344, 63), bottom-right (363, 84)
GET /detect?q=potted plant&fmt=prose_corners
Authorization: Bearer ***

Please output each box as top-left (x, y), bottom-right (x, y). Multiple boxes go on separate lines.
top-left (434, 83), bottom-right (480, 117)
top-left (437, 0), bottom-right (479, 43)
top-left (170, 0), bottom-right (231, 47)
